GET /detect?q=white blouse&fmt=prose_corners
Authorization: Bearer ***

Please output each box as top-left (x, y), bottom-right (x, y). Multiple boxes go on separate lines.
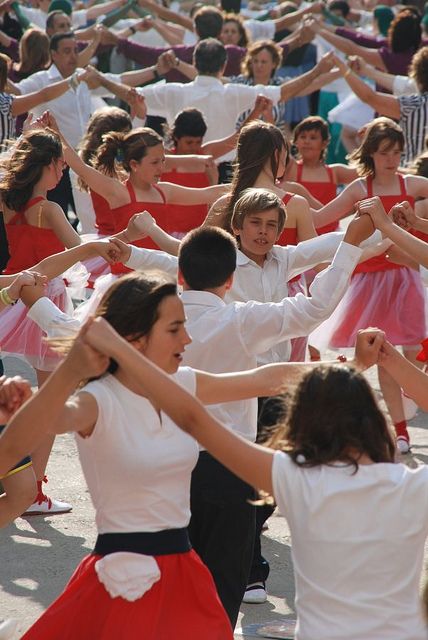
top-left (76, 367), bottom-right (199, 534)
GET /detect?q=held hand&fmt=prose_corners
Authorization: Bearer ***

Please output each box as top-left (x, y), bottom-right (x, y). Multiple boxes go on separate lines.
top-left (8, 271), bottom-right (47, 302)
top-left (344, 212), bottom-right (375, 246)
top-left (90, 239), bottom-right (126, 264)
top-left (107, 237), bottom-right (131, 263)
top-left (127, 88), bottom-right (147, 120)
top-left (316, 50), bottom-right (335, 74)
top-left (43, 111), bottom-right (61, 135)
top-left (80, 65), bottom-right (102, 89)
top-left (136, 16), bottom-right (154, 31)
top-left (303, 16), bottom-right (321, 35)
top-left (65, 319), bottom-right (111, 380)
top-left (204, 156), bottom-right (219, 184)
top-left (125, 210), bottom-right (156, 242)
top-left (0, 375), bottom-right (32, 423)
top-left (356, 196), bottom-right (391, 231)
top-left (348, 55), bottom-right (365, 76)
top-left (390, 201), bottom-right (418, 230)
top-left (157, 50), bottom-right (178, 74)
top-left (99, 27), bottom-right (119, 46)
top-left (354, 328), bottom-right (385, 369)
top-left (377, 339), bottom-right (402, 369)
top-left (83, 316), bottom-right (125, 360)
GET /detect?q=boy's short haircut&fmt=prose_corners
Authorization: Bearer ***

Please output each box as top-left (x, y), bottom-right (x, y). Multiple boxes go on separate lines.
top-left (231, 188), bottom-right (287, 235)
top-left (179, 227), bottom-right (237, 290)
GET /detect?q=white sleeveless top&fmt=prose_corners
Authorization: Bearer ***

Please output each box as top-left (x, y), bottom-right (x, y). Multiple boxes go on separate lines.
top-left (272, 451), bottom-right (428, 640)
top-left (75, 367), bottom-right (199, 534)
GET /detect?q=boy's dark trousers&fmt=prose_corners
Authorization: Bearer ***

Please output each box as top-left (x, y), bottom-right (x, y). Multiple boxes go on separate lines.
top-left (188, 451), bottom-right (256, 628)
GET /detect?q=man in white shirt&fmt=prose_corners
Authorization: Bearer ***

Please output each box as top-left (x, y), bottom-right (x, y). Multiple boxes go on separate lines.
top-left (19, 0), bottom-right (126, 31)
top-left (14, 31), bottom-right (122, 222)
top-left (128, 38), bottom-right (335, 163)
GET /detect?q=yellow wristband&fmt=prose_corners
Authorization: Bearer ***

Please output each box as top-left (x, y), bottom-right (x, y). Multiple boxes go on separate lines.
top-left (0, 288), bottom-right (15, 305)
top-left (344, 68), bottom-right (352, 78)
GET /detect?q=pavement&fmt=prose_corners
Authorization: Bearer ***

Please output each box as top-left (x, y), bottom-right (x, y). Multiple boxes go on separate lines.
top-left (1, 353), bottom-right (428, 639)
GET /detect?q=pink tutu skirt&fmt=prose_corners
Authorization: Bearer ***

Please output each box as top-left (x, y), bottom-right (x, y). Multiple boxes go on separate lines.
top-left (311, 267), bottom-right (426, 349)
top-left (22, 551), bottom-right (232, 640)
top-left (0, 278), bottom-right (73, 371)
top-left (73, 273), bottom-right (118, 323)
top-left (80, 233), bottom-right (111, 291)
top-left (288, 276), bottom-right (308, 361)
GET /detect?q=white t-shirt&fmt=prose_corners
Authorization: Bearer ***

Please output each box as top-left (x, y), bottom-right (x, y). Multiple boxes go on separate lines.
top-left (76, 368), bottom-right (199, 534)
top-left (272, 451), bottom-right (428, 640)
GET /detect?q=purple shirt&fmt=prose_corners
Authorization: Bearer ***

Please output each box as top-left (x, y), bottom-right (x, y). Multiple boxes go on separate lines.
top-left (116, 39), bottom-right (290, 81)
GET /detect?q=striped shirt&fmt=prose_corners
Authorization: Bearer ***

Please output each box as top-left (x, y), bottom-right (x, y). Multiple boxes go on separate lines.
top-left (398, 93), bottom-right (428, 166)
top-left (0, 92), bottom-right (15, 149)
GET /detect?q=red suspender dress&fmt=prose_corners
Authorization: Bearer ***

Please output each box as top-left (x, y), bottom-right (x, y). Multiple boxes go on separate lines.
top-left (277, 193), bottom-right (308, 361)
top-left (111, 181), bottom-right (169, 275)
top-left (296, 161), bottom-right (339, 233)
top-left (90, 189), bottom-right (115, 237)
top-left (0, 197), bottom-right (71, 370)
top-left (161, 158), bottom-right (209, 238)
top-left (328, 174), bottom-right (425, 348)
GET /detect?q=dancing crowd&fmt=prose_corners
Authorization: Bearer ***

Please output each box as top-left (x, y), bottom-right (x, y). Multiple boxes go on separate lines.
top-left (1, 0), bottom-right (428, 637)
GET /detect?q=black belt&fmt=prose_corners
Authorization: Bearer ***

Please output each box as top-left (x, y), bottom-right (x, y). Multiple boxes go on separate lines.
top-left (94, 528), bottom-right (191, 557)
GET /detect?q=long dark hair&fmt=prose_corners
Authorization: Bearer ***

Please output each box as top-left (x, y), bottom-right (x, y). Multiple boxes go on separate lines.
top-left (224, 120), bottom-right (288, 232)
top-left (0, 129), bottom-right (62, 211)
top-left (93, 127), bottom-right (163, 179)
top-left (78, 106), bottom-right (132, 190)
top-left (266, 365), bottom-right (395, 472)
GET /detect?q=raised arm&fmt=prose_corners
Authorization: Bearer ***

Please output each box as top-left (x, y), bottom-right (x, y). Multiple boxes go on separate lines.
top-left (332, 54), bottom-right (400, 119)
top-left (44, 112), bottom-right (128, 206)
top-left (10, 72), bottom-right (86, 117)
top-left (311, 179), bottom-right (364, 229)
top-left (280, 51), bottom-right (335, 103)
top-left (310, 21), bottom-right (384, 69)
top-left (159, 182), bottom-right (229, 206)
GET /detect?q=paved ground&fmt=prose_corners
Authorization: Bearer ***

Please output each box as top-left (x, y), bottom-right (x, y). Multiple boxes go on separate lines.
top-left (1, 353), bottom-right (428, 639)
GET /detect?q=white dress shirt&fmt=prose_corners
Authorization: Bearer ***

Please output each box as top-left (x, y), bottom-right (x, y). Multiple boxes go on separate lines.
top-left (125, 232), bottom-right (347, 364)
top-left (181, 241), bottom-right (361, 441)
top-left (20, 6), bottom-right (89, 30)
top-left (16, 66), bottom-right (116, 149)
top-left (137, 75), bottom-right (281, 161)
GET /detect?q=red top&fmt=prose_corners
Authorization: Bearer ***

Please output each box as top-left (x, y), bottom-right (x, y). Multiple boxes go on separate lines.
top-left (91, 189), bottom-right (115, 236)
top-left (111, 181), bottom-right (169, 275)
top-left (296, 161), bottom-right (339, 234)
top-left (354, 174), bottom-right (416, 274)
top-left (3, 196), bottom-right (65, 275)
top-left (161, 166), bottom-right (209, 235)
top-left (277, 193), bottom-right (300, 283)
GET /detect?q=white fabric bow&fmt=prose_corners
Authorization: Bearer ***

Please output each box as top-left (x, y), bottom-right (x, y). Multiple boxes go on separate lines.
top-left (95, 552), bottom-right (161, 602)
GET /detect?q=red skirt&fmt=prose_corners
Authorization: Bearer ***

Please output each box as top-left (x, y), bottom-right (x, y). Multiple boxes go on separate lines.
top-left (22, 550), bottom-right (232, 640)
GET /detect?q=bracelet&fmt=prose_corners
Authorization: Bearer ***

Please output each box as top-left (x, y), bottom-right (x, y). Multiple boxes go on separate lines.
top-left (344, 68), bottom-right (352, 79)
top-left (129, 25), bottom-right (136, 34)
top-left (0, 287), bottom-right (16, 306)
top-left (152, 66), bottom-right (163, 80)
top-left (68, 71), bottom-right (80, 91)
top-left (337, 354), bottom-right (347, 363)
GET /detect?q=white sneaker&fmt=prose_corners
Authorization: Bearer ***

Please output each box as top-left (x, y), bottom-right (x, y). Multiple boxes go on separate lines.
top-left (22, 494), bottom-right (72, 516)
top-left (402, 394), bottom-right (418, 421)
top-left (243, 583), bottom-right (267, 604)
top-left (0, 619), bottom-right (18, 640)
top-left (397, 437), bottom-right (411, 455)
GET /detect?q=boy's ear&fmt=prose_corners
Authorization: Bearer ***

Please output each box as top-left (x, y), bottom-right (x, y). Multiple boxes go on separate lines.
top-left (225, 274), bottom-right (234, 291)
top-left (177, 270), bottom-right (185, 286)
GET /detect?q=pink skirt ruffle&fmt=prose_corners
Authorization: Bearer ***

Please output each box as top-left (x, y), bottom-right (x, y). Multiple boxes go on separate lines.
top-left (311, 267), bottom-right (426, 349)
top-left (288, 276), bottom-right (308, 361)
top-left (21, 551), bottom-right (232, 640)
top-left (0, 278), bottom-right (72, 371)
top-left (80, 233), bottom-right (111, 290)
